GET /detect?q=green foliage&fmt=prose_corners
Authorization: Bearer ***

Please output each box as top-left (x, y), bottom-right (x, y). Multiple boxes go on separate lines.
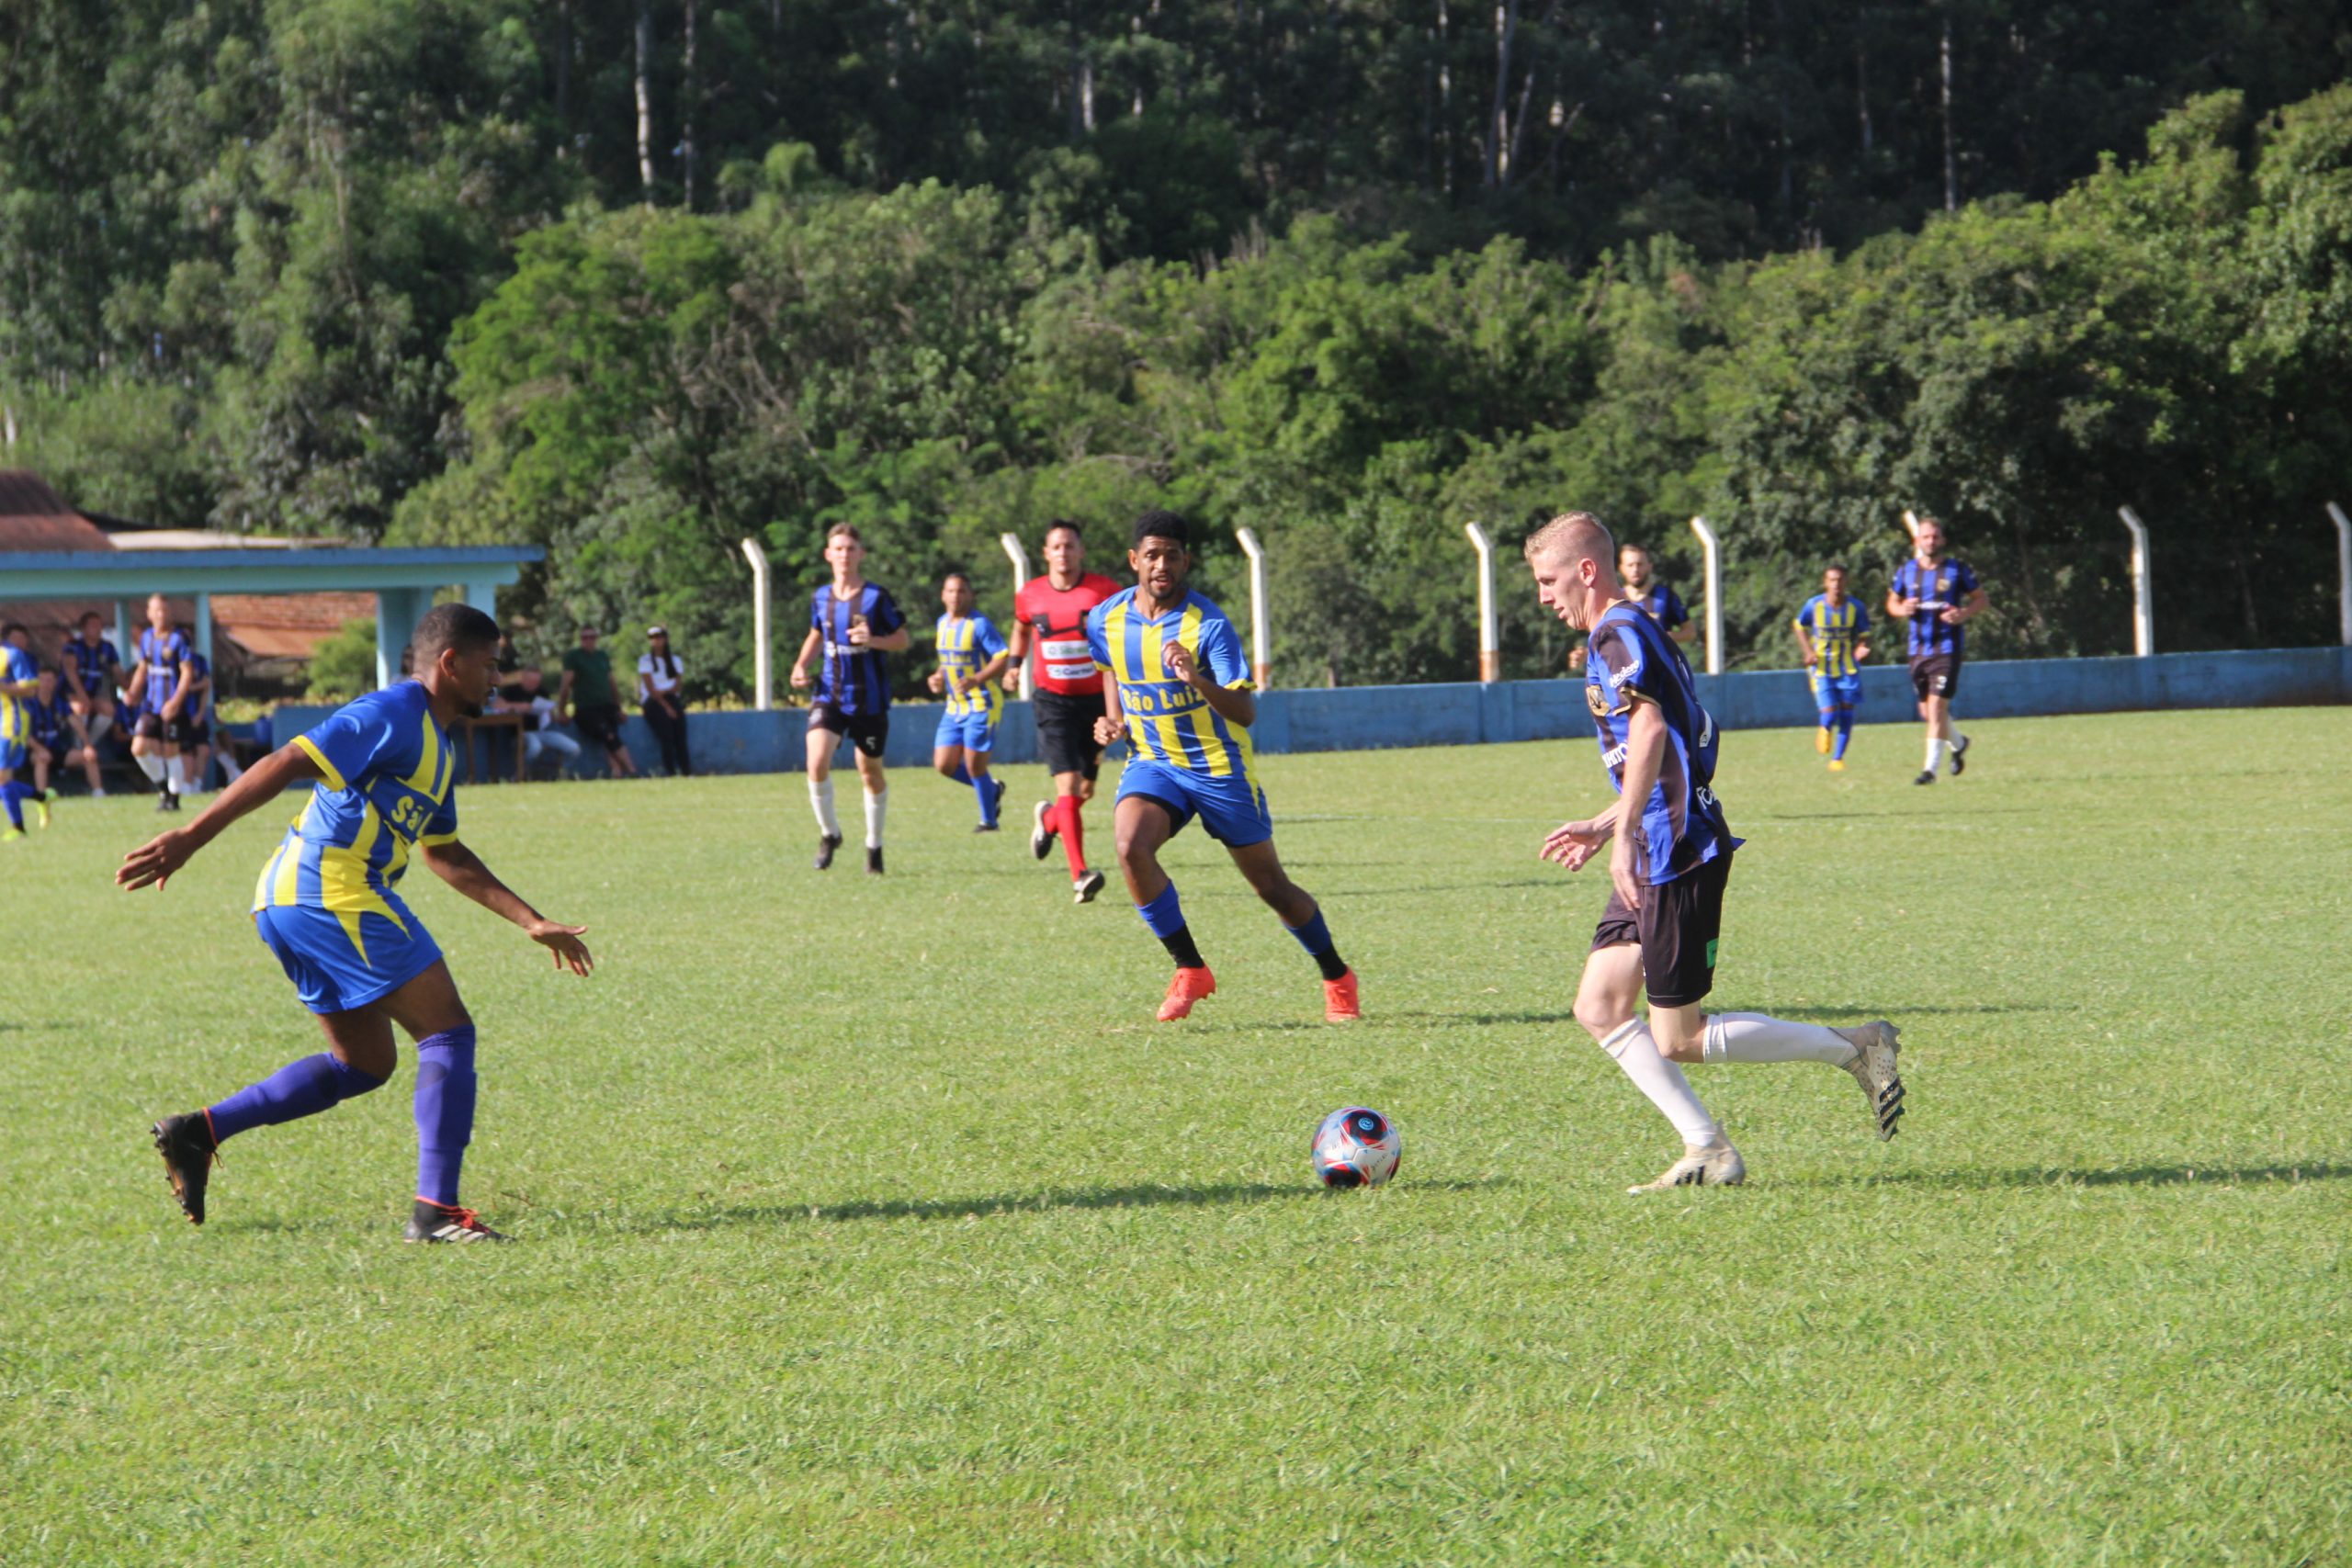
top-left (304, 615), bottom-right (377, 698)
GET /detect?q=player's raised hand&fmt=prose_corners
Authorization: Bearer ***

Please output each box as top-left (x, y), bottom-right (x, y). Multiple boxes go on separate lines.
top-left (1541, 818), bottom-right (1608, 872)
top-left (117, 829), bottom-right (196, 893)
top-left (1163, 640), bottom-right (1198, 686)
top-left (526, 919), bottom-right (594, 977)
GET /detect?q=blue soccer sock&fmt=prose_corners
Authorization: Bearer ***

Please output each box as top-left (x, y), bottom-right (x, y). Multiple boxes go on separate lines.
top-left (1833, 706), bottom-right (1854, 760)
top-left (1285, 907), bottom-right (1350, 982)
top-left (208, 1052), bottom-right (388, 1143)
top-left (970, 768), bottom-right (997, 825)
top-left (413, 1026), bottom-right (478, 1207)
top-left (1136, 881), bottom-right (1206, 969)
top-left (0, 780), bottom-right (28, 830)
top-left (946, 761), bottom-right (971, 785)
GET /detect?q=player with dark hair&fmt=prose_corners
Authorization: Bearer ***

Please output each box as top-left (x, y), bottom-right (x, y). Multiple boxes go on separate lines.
top-left (1087, 510), bottom-right (1360, 1023)
top-left (127, 602), bottom-right (594, 1243)
top-left (1793, 565), bottom-right (1871, 771)
top-left (1887, 513), bottom-right (1989, 784)
top-left (1526, 512), bottom-right (1904, 1192)
top-left (927, 571), bottom-right (1011, 831)
top-left (1009, 520), bottom-right (1118, 902)
top-left (791, 523), bottom-right (910, 873)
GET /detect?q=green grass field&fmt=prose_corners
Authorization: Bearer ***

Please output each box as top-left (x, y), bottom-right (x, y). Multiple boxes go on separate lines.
top-left (6, 708), bottom-right (2349, 1566)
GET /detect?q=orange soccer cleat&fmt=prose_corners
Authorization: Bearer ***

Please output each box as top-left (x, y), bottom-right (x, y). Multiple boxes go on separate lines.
top-left (1157, 966), bottom-right (1217, 1021)
top-left (1323, 968), bottom-right (1362, 1022)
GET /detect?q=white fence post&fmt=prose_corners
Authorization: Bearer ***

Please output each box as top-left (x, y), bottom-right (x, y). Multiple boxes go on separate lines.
top-left (2329, 502), bottom-right (2351, 648)
top-left (738, 538), bottom-right (772, 710)
top-left (1688, 515), bottom-right (1724, 675)
top-left (2118, 506), bottom-right (2154, 657)
top-left (1234, 527), bottom-right (1272, 689)
top-left (999, 532), bottom-right (1034, 699)
top-left (1464, 522), bottom-right (1499, 683)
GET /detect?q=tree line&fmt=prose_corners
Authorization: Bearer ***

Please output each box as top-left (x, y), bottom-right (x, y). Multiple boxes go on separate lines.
top-left (4, 3), bottom-right (2348, 694)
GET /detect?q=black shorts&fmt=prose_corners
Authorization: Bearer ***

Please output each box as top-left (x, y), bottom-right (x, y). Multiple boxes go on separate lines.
top-left (574, 703), bottom-right (625, 750)
top-left (1591, 851), bottom-right (1732, 1009)
top-left (167, 716), bottom-right (209, 748)
top-left (809, 703), bottom-right (890, 759)
top-left (1033, 689), bottom-right (1106, 780)
top-left (1909, 653), bottom-right (1962, 701)
top-left (133, 712), bottom-right (170, 742)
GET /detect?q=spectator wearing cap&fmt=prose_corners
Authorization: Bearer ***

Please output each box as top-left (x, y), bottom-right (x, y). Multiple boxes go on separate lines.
top-left (637, 626), bottom-right (692, 777)
top-left (558, 626), bottom-right (641, 778)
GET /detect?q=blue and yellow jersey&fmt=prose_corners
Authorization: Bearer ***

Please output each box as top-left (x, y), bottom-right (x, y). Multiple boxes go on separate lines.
top-left (935, 613), bottom-right (1007, 717)
top-left (252, 682), bottom-right (458, 957)
top-left (1795, 594), bottom-right (1870, 678)
top-left (1085, 588), bottom-right (1255, 779)
top-left (0, 645), bottom-right (35, 746)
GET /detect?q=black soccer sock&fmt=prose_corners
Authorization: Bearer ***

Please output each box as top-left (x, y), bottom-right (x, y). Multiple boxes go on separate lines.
top-left (1159, 925), bottom-right (1207, 970)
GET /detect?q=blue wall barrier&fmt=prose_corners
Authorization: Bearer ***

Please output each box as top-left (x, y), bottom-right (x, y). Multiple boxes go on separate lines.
top-left (269, 646), bottom-right (2347, 779)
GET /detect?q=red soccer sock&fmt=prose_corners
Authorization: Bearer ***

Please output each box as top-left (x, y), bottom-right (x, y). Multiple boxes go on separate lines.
top-left (1058, 795), bottom-right (1089, 876)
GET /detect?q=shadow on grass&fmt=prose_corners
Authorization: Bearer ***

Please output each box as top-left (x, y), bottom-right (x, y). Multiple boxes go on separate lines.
top-left (1190, 1009), bottom-right (1580, 1032)
top-left (1766, 1001), bottom-right (2074, 1021)
top-left (1831, 1163), bottom-right (2352, 1190)
top-left (596, 1175), bottom-right (1510, 1235)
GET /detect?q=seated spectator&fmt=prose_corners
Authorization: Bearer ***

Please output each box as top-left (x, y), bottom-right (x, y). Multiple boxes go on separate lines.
top-left (638, 625), bottom-right (692, 776)
top-left (558, 626), bottom-right (641, 778)
top-left (501, 690), bottom-right (582, 776)
top-left (27, 667), bottom-right (74, 797)
top-left (61, 612), bottom-right (123, 790)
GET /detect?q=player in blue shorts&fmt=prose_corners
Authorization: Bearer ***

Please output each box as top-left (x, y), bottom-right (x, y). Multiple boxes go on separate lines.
top-left (0, 623), bottom-right (48, 841)
top-left (1792, 565), bottom-right (1871, 771)
top-left (1086, 510), bottom-right (1359, 1023)
top-left (927, 571), bottom-right (1012, 831)
top-left (1526, 512), bottom-right (1905, 1192)
top-left (122, 604), bottom-right (594, 1243)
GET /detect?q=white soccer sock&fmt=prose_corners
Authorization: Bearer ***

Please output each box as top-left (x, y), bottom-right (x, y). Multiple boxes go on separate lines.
top-left (863, 787), bottom-right (888, 849)
top-left (164, 755), bottom-right (187, 795)
top-left (1599, 1019), bottom-right (1721, 1147)
top-left (218, 753), bottom-right (245, 784)
top-left (1923, 733), bottom-right (1943, 773)
top-left (808, 777), bottom-right (841, 839)
top-left (135, 751), bottom-right (166, 785)
top-left (1702, 1011), bottom-right (1860, 1066)
top-left (87, 713), bottom-right (114, 744)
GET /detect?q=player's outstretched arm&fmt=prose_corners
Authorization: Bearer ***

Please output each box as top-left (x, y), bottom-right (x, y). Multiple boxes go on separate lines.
top-left (116, 740), bottom-right (326, 892)
top-left (419, 840), bottom-right (594, 976)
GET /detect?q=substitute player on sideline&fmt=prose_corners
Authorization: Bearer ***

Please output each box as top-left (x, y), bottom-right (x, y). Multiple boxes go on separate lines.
top-left (1008, 520), bottom-right (1117, 902)
top-left (127, 604), bottom-right (594, 1242)
top-left (1792, 565), bottom-right (1871, 771)
top-left (927, 571), bottom-right (1012, 832)
top-left (1525, 512), bottom-right (1904, 1192)
top-left (791, 523), bottom-right (910, 873)
top-left (1568, 541), bottom-right (1694, 671)
top-left (1886, 513), bottom-right (1988, 785)
top-left (1087, 510), bottom-right (1359, 1023)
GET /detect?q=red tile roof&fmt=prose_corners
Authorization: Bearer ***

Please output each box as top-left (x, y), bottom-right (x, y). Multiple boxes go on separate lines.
top-left (0, 470), bottom-right (116, 553)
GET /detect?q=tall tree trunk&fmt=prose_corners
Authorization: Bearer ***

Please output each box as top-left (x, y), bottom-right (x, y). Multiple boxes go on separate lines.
top-left (1939, 14), bottom-right (1956, 212)
top-left (682, 0), bottom-right (699, 209)
top-left (553, 0), bottom-right (572, 153)
top-left (635, 2), bottom-right (656, 205)
top-left (1437, 0), bottom-right (1453, 197)
top-left (1855, 11), bottom-right (1872, 152)
top-left (1484, 0), bottom-right (1518, 188)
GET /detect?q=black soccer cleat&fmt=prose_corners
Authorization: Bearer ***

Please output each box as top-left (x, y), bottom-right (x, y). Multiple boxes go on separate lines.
top-left (1950, 735), bottom-right (1969, 775)
top-left (814, 831), bottom-right (843, 871)
top-left (865, 845), bottom-right (885, 875)
top-left (154, 791), bottom-right (177, 813)
top-left (974, 820), bottom-right (1001, 833)
top-left (1031, 800), bottom-right (1057, 861)
top-left (1913, 770), bottom-right (1935, 785)
top-left (990, 776), bottom-right (1008, 824)
top-left (152, 1112), bottom-right (216, 1225)
top-left (1073, 868), bottom-right (1106, 905)
top-left (403, 1199), bottom-right (511, 1244)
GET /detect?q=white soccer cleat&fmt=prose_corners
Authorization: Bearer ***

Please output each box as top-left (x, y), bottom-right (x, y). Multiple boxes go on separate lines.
top-left (1835, 1021), bottom-right (1905, 1140)
top-left (1628, 1140), bottom-right (1747, 1193)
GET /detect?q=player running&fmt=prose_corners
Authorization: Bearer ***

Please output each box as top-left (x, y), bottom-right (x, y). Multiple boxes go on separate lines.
top-left (791, 523), bottom-right (910, 873)
top-left (122, 593), bottom-right (195, 811)
top-left (1568, 542), bottom-right (1694, 672)
top-left (126, 604), bottom-right (594, 1242)
top-left (1792, 565), bottom-right (1871, 771)
top-left (927, 571), bottom-right (1012, 832)
top-left (0, 623), bottom-right (47, 841)
top-left (1886, 513), bottom-right (1988, 785)
top-left (1008, 520), bottom-right (1118, 902)
top-left (1087, 510), bottom-right (1359, 1023)
top-left (1525, 512), bottom-right (1904, 1192)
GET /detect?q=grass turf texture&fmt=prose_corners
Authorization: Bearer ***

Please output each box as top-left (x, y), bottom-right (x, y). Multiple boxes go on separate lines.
top-left (6, 708), bottom-right (2349, 1566)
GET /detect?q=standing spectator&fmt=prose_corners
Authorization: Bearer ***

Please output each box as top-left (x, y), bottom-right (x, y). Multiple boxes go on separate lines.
top-left (61, 611), bottom-right (123, 793)
top-left (637, 626), bottom-right (692, 777)
top-left (175, 625), bottom-right (215, 793)
top-left (558, 626), bottom-right (640, 778)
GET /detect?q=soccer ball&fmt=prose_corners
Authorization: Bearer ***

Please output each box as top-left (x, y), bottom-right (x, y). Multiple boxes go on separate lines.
top-left (1312, 1107), bottom-right (1402, 1189)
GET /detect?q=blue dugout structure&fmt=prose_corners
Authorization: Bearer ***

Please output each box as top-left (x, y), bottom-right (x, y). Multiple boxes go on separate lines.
top-left (269, 644), bottom-right (2348, 780)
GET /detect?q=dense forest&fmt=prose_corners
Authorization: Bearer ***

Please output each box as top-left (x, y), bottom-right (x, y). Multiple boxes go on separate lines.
top-left (5, 1), bottom-right (2349, 690)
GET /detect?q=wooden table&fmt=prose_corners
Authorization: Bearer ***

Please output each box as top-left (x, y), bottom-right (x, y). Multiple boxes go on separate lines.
top-left (452, 711), bottom-right (529, 784)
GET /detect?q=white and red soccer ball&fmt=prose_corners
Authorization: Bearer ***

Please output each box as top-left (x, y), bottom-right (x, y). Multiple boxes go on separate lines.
top-left (1312, 1107), bottom-right (1402, 1188)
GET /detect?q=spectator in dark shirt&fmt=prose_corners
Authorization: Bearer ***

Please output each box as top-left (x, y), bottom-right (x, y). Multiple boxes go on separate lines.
top-left (558, 626), bottom-right (640, 778)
